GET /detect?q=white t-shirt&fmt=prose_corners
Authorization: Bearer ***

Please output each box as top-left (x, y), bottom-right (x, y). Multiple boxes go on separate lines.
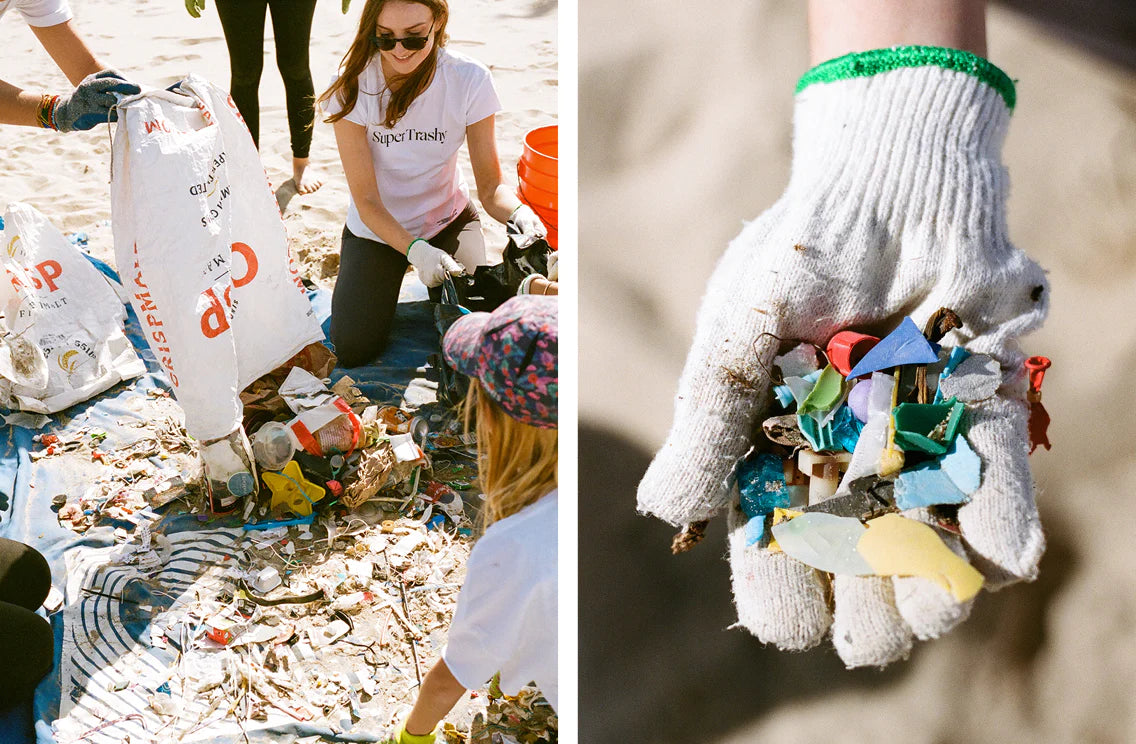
top-left (0, 0), bottom-right (71, 26)
top-left (324, 46), bottom-right (501, 242)
top-left (443, 489), bottom-right (558, 710)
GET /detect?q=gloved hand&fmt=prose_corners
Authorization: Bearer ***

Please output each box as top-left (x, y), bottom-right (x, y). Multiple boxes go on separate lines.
top-left (637, 47), bottom-right (1049, 668)
top-left (52, 70), bottom-right (140, 132)
top-left (407, 238), bottom-right (464, 288)
top-left (185, 0), bottom-right (205, 18)
top-left (509, 204), bottom-right (547, 238)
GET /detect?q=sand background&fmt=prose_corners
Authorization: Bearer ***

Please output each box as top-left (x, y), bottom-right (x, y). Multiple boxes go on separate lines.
top-left (0, 0), bottom-right (558, 285)
top-left (580, 2), bottom-right (1136, 743)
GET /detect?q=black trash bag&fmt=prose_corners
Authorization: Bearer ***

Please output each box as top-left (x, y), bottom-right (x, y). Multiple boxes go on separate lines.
top-left (450, 229), bottom-right (553, 312)
top-left (434, 275), bottom-right (472, 408)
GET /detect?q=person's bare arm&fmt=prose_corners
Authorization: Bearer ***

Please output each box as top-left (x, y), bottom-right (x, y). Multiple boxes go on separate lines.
top-left (0, 80), bottom-right (50, 127)
top-left (466, 113), bottom-right (522, 225)
top-left (403, 659), bottom-right (466, 737)
top-left (31, 21), bottom-right (102, 85)
top-left (333, 118), bottom-right (417, 251)
top-left (807, 0), bottom-right (987, 65)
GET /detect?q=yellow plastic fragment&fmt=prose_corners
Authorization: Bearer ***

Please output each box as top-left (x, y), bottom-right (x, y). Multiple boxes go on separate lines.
top-left (879, 368), bottom-right (905, 476)
top-left (857, 513), bottom-right (984, 602)
top-left (766, 508), bottom-right (804, 553)
top-left (262, 461), bottom-right (326, 516)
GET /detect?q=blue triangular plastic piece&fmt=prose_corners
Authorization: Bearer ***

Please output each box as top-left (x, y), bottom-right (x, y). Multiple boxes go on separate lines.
top-left (846, 317), bottom-right (939, 378)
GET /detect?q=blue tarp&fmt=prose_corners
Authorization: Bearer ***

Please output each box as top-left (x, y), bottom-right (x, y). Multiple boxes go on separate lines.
top-left (0, 256), bottom-right (440, 743)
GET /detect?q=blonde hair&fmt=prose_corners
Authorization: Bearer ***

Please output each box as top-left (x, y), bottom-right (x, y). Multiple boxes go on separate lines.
top-left (464, 382), bottom-right (557, 527)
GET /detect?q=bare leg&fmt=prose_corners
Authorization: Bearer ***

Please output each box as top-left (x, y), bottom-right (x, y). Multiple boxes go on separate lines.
top-left (807, 0), bottom-right (987, 64)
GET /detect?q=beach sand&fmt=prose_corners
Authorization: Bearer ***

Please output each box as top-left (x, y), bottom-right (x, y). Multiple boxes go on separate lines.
top-left (0, 0), bottom-right (557, 285)
top-left (580, 2), bottom-right (1136, 742)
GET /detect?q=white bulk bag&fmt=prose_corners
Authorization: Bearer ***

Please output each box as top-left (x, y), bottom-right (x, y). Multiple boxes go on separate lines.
top-left (0, 203), bottom-right (146, 413)
top-left (110, 75), bottom-right (323, 441)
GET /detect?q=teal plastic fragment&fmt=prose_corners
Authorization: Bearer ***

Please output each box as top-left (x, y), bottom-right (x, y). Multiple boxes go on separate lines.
top-left (744, 515), bottom-right (767, 546)
top-left (737, 451), bottom-right (791, 518)
top-left (831, 406), bottom-right (864, 453)
top-left (846, 317), bottom-right (939, 378)
top-left (893, 397), bottom-right (965, 455)
top-left (797, 413), bottom-right (837, 451)
top-left (894, 436), bottom-right (981, 509)
top-left (797, 404), bottom-right (862, 453)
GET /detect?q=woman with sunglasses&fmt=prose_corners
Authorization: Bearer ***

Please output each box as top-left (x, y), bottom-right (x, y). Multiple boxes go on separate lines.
top-left (319, 0), bottom-right (546, 368)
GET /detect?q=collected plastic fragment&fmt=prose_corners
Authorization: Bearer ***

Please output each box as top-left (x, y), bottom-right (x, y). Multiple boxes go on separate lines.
top-left (938, 353), bottom-right (1001, 402)
top-left (847, 379), bottom-right (871, 422)
top-left (797, 449), bottom-right (852, 505)
top-left (253, 566), bottom-right (282, 593)
top-left (797, 365), bottom-right (844, 416)
top-left (251, 421), bottom-right (297, 471)
top-left (826, 331), bottom-right (880, 377)
top-left (803, 475), bottom-right (895, 520)
top-left (390, 433), bottom-right (425, 463)
top-left (775, 370), bottom-right (822, 408)
top-left (857, 513), bottom-right (984, 601)
top-left (310, 619), bottom-right (351, 648)
top-left (894, 436), bottom-right (981, 510)
top-left (765, 507), bottom-right (803, 552)
top-left (744, 516), bottom-right (766, 546)
top-left (846, 317), bottom-right (939, 379)
top-left (770, 512), bottom-right (874, 575)
top-left (773, 343), bottom-right (820, 379)
top-left (736, 451), bottom-right (791, 518)
top-left (893, 397), bottom-right (965, 455)
top-left (797, 401), bottom-right (862, 453)
top-left (262, 460), bottom-right (327, 516)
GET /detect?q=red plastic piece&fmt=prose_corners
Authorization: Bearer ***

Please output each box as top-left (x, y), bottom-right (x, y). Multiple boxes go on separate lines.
top-left (826, 331), bottom-right (880, 377)
top-left (1025, 356), bottom-right (1051, 394)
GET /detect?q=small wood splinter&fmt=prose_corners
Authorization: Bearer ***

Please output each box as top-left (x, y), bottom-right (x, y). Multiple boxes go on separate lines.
top-left (672, 520), bottom-right (710, 554)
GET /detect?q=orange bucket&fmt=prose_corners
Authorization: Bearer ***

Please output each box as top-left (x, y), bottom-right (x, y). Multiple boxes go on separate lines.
top-left (517, 124), bottom-right (558, 248)
top-left (520, 179), bottom-right (557, 212)
top-left (520, 125), bottom-right (557, 180)
top-left (517, 159), bottom-right (558, 195)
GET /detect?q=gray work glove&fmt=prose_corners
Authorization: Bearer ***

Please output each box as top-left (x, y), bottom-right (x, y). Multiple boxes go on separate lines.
top-left (53, 70), bottom-right (141, 132)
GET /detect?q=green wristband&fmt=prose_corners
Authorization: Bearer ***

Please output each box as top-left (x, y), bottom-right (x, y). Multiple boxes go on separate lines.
top-left (406, 237), bottom-right (427, 253)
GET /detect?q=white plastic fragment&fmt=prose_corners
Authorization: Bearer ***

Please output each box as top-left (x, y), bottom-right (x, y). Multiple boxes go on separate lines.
top-left (770, 512), bottom-right (874, 575)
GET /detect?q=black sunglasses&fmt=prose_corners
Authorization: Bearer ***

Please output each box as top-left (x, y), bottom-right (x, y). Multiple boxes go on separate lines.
top-left (371, 26), bottom-right (433, 52)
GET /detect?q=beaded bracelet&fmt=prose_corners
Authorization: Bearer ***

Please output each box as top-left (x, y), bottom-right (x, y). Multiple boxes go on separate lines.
top-left (36, 94), bottom-right (59, 130)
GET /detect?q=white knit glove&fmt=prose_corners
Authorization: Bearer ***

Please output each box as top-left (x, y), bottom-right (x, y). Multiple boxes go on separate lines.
top-left (407, 238), bottom-right (463, 288)
top-left (637, 47), bottom-right (1050, 667)
top-left (510, 204), bottom-right (547, 238)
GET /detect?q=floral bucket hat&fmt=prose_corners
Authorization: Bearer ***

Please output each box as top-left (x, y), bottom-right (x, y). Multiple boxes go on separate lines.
top-left (442, 295), bottom-right (557, 429)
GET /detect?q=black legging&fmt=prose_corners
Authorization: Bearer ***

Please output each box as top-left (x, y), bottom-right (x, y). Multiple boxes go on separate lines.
top-left (215, 0), bottom-right (317, 158)
top-left (0, 538), bottom-right (53, 708)
top-left (330, 205), bottom-right (487, 368)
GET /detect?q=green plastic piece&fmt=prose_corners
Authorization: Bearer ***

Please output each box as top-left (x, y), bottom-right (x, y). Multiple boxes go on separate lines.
top-left (893, 397), bottom-right (965, 455)
top-left (797, 365), bottom-right (844, 416)
top-left (185, 0), bottom-right (205, 18)
top-left (796, 46), bottom-right (1016, 110)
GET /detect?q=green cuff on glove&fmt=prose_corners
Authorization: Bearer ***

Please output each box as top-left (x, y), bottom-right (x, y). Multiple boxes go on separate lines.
top-left (396, 721), bottom-right (437, 744)
top-left (796, 45), bottom-right (1015, 110)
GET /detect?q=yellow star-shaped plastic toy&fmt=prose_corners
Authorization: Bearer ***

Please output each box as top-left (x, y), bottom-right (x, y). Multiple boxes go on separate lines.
top-left (262, 461), bottom-right (326, 516)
